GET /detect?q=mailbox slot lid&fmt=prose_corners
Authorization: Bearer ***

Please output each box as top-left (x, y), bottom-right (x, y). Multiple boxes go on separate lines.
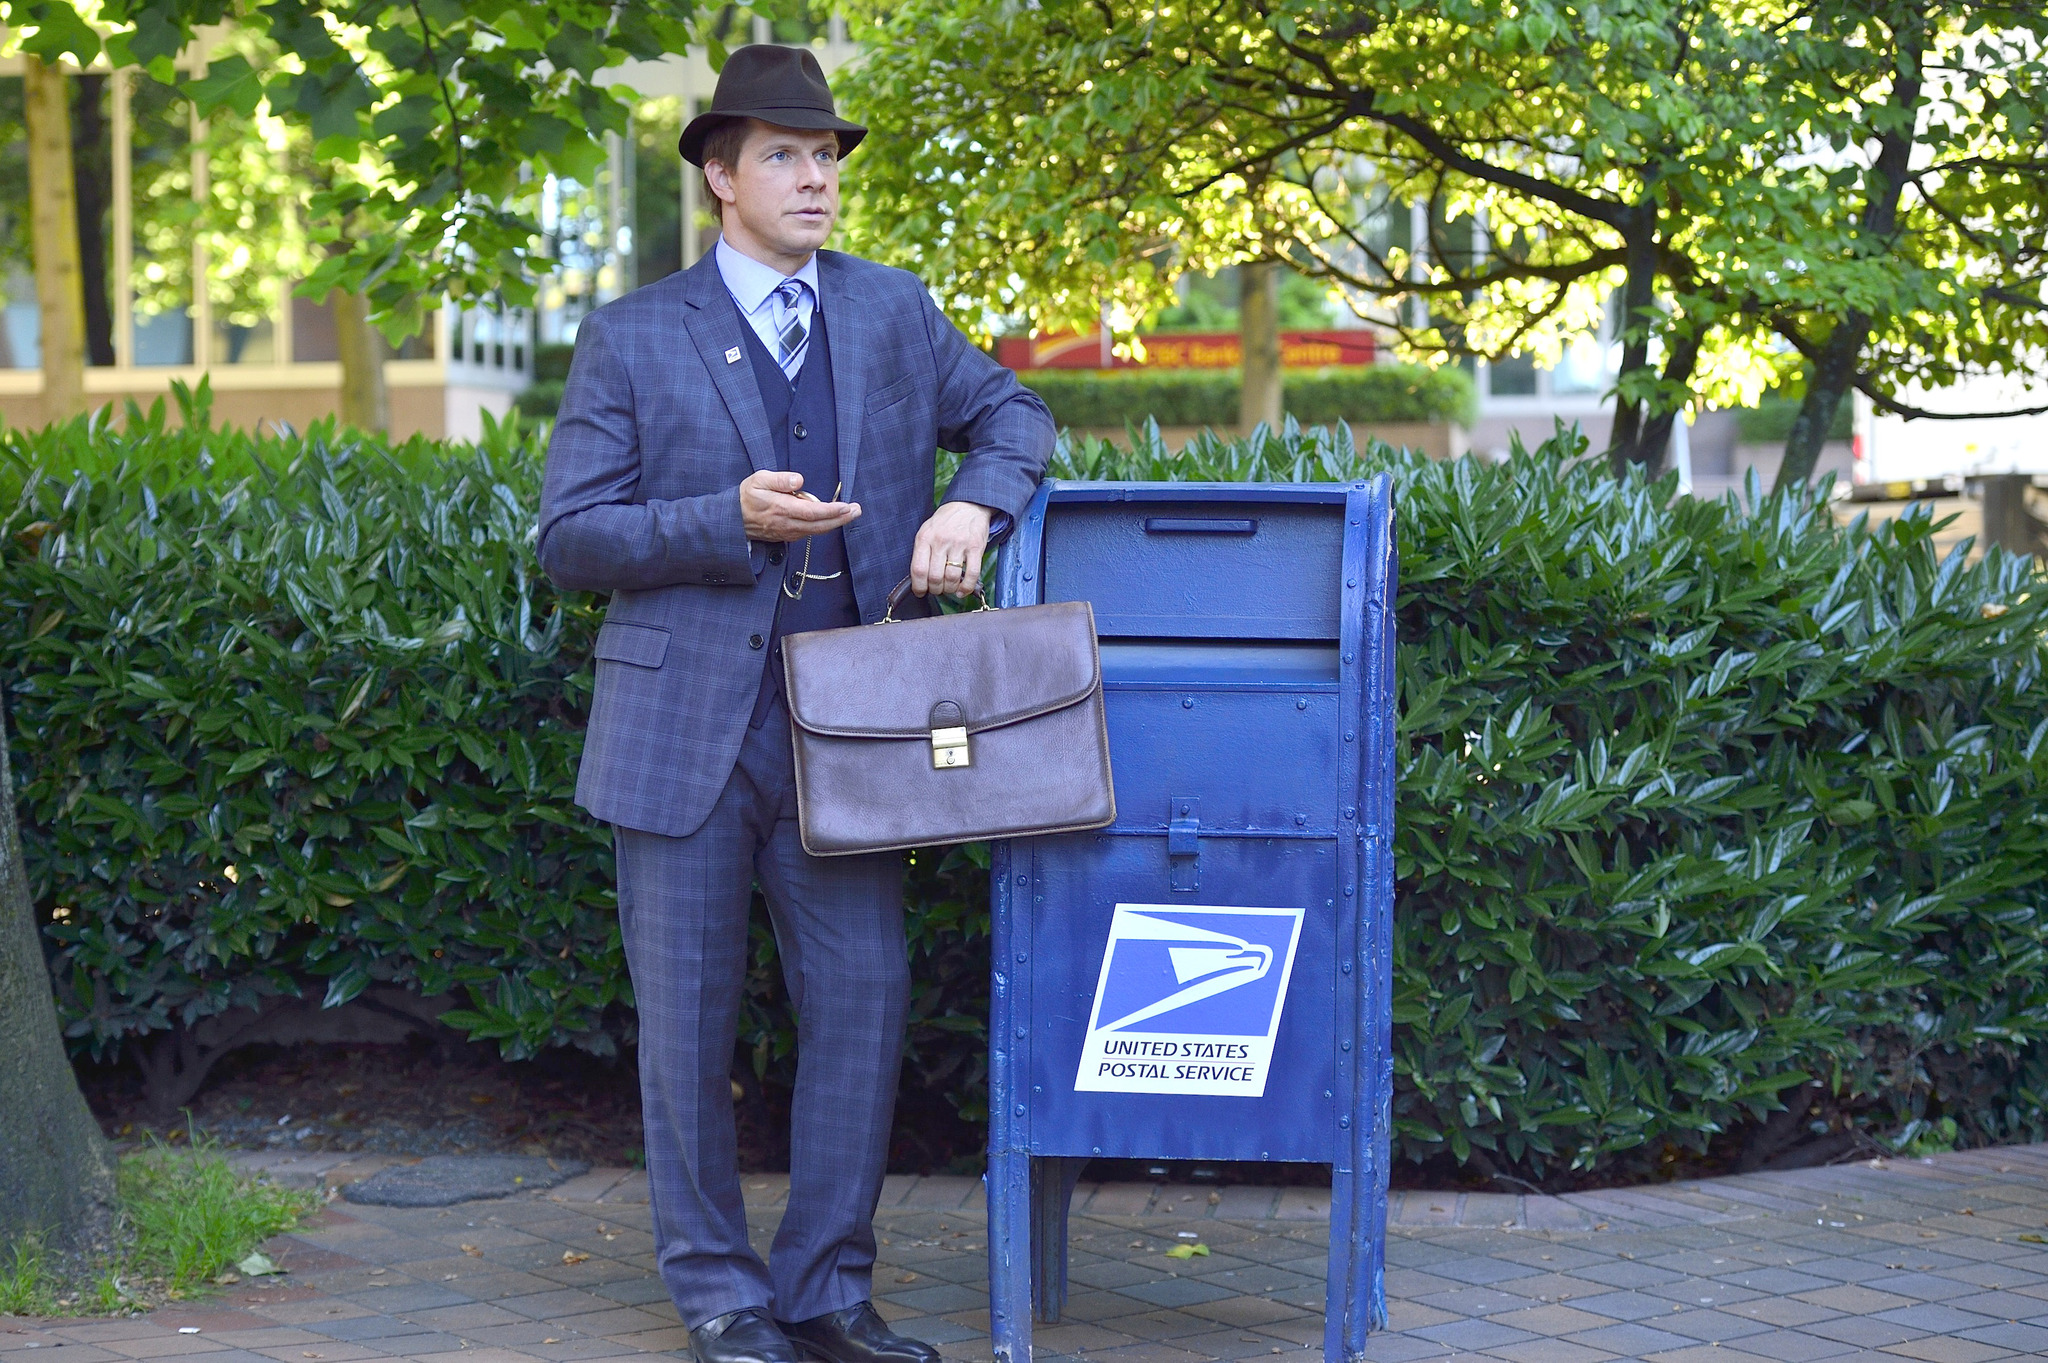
top-left (1041, 495), bottom-right (1346, 639)
top-left (1099, 640), bottom-right (1339, 685)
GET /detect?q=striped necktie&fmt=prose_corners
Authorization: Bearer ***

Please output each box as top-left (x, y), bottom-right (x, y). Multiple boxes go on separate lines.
top-left (773, 280), bottom-right (810, 381)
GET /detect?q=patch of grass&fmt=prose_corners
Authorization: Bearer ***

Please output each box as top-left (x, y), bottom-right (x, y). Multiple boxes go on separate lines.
top-left (122, 1142), bottom-right (318, 1292)
top-left (0, 1139), bottom-right (319, 1317)
top-left (1, 1238), bottom-right (58, 1315)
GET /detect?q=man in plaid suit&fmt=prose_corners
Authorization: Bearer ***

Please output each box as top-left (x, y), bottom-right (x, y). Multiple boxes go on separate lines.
top-left (536, 44), bottom-right (1054, 1363)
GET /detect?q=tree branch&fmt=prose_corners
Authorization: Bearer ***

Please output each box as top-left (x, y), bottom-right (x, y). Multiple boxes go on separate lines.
top-left (411, 0), bottom-right (465, 190)
top-left (1857, 380), bottom-right (2048, 422)
top-left (1367, 108), bottom-right (1634, 229)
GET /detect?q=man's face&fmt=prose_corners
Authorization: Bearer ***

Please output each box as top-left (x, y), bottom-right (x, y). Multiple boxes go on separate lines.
top-left (708, 122), bottom-right (841, 262)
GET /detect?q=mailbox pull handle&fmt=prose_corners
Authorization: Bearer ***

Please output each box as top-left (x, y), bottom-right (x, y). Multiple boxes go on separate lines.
top-left (1168, 796), bottom-right (1200, 893)
top-left (1143, 517), bottom-right (1257, 535)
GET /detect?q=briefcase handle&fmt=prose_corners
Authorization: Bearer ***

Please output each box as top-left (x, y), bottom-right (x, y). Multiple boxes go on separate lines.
top-left (881, 574), bottom-right (998, 624)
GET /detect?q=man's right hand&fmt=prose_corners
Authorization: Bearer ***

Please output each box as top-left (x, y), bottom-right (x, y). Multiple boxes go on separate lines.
top-left (740, 470), bottom-right (861, 543)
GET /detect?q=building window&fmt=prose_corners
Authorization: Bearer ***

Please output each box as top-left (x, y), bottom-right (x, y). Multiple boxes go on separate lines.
top-left (1486, 353), bottom-right (1539, 397)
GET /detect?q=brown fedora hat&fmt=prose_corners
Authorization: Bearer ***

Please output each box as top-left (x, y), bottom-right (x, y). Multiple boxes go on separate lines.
top-left (679, 44), bottom-right (867, 167)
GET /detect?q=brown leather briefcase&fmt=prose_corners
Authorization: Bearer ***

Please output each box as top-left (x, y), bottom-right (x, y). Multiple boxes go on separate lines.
top-left (781, 577), bottom-right (1116, 856)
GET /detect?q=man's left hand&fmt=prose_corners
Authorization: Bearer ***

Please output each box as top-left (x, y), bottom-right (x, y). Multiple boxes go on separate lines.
top-left (910, 500), bottom-right (994, 597)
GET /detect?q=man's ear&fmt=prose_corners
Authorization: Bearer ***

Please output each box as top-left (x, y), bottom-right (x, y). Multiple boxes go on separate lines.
top-left (704, 159), bottom-right (738, 207)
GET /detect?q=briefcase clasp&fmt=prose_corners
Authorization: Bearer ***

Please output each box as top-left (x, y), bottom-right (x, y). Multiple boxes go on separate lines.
top-left (931, 725), bottom-right (971, 769)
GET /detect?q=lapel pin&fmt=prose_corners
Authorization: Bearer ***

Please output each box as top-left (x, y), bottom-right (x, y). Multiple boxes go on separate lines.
top-left (724, 346), bottom-right (742, 364)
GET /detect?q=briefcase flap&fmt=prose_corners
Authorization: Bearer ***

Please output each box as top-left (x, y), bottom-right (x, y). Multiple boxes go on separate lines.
top-left (783, 600), bottom-right (1100, 740)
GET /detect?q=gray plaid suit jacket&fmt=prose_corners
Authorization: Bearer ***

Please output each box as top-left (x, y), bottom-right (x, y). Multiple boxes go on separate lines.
top-left (537, 248), bottom-right (1056, 839)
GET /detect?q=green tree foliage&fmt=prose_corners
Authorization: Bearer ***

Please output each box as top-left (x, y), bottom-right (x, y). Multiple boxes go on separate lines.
top-left (184, 29), bottom-right (317, 338)
top-left (0, 0), bottom-right (702, 340)
top-left (1762, 4), bottom-right (2048, 487)
top-left (125, 70), bottom-right (199, 334)
top-left (837, 1), bottom-right (2048, 482)
top-left (1152, 269), bottom-right (1339, 332)
top-left (7, 412), bottom-right (2048, 1178)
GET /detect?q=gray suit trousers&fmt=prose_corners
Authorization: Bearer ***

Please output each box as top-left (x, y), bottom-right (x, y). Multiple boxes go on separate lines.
top-left (615, 696), bottom-right (907, 1329)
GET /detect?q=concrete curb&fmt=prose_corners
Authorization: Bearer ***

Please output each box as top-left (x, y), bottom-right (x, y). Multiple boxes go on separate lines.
top-left (226, 1148), bottom-right (2041, 1229)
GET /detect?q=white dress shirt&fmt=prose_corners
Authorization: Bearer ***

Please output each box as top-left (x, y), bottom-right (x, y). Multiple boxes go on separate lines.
top-left (714, 237), bottom-right (818, 377)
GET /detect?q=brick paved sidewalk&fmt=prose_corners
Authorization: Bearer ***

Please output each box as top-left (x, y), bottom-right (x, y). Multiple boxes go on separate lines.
top-left (7, 1145), bottom-right (2048, 1363)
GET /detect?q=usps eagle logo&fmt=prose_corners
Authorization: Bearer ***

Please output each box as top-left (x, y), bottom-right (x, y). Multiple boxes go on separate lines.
top-left (1074, 903), bottom-right (1305, 1097)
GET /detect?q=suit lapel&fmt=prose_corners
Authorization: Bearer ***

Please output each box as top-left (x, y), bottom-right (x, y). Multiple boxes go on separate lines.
top-left (817, 252), bottom-right (868, 501)
top-left (680, 254), bottom-right (779, 475)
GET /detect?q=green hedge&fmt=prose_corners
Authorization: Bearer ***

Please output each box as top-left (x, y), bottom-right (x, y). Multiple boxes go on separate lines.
top-left (512, 345), bottom-right (574, 420)
top-left (508, 358), bottom-right (1477, 431)
top-left (515, 379), bottom-right (565, 420)
top-left (7, 396), bottom-right (2048, 1180)
top-left (1020, 362), bottom-right (1476, 430)
top-left (533, 343), bottom-right (576, 384)
top-left (0, 387), bottom-right (985, 1156)
top-left (1060, 423), bottom-right (2048, 1172)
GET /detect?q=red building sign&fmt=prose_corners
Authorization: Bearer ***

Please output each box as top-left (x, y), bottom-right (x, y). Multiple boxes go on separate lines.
top-left (995, 330), bottom-right (1377, 371)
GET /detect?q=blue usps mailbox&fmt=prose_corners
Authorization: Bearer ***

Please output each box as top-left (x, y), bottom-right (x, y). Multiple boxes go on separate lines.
top-left (986, 478), bottom-right (1398, 1363)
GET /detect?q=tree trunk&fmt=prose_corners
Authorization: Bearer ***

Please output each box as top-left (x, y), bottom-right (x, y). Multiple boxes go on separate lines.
top-left (1775, 21), bottom-right (1925, 492)
top-left (71, 72), bottom-right (114, 369)
top-left (1605, 198), bottom-right (1661, 476)
top-left (25, 54), bottom-right (88, 424)
top-left (1238, 261), bottom-right (1283, 434)
top-left (1776, 323), bottom-right (1867, 492)
top-left (1628, 331), bottom-right (1705, 484)
top-left (334, 287), bottom-right (390, 433)
top-left (0, 699), bottom-right (118, 1248)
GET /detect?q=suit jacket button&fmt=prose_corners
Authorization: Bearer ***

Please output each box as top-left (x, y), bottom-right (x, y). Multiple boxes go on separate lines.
top-left (748, 633), bottom-right (765, 649)
top-left (768, 547), bottom-right (785, 565)
top-left (793, 421), bottom-right (807, 439)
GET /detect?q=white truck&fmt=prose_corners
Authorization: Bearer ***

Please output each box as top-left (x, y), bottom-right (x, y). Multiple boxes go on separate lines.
top-left (1850, 371), bottom-right (2048, 559)
top-left (1856, 371), bottom-right (2048, 485)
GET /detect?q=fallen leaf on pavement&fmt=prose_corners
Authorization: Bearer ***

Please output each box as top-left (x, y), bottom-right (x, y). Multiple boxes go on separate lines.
top-left (562, 1250), bottom-right (591, 1265)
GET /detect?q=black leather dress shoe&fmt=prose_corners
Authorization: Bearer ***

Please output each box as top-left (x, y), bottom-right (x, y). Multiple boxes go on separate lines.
top-left (779, 1303), bottom-right (938, 1363)
top-left (693, 1307), bottom-right (799, 1363)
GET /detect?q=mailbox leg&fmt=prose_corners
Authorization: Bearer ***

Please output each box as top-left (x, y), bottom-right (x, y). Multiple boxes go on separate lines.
top-left (1326, 1169), bottom-right (1380, 1363)
top-left (988, 1150), bottom-right (1033, 1363)
top-left (1029, 1156), bottom-right (1087, 1322)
